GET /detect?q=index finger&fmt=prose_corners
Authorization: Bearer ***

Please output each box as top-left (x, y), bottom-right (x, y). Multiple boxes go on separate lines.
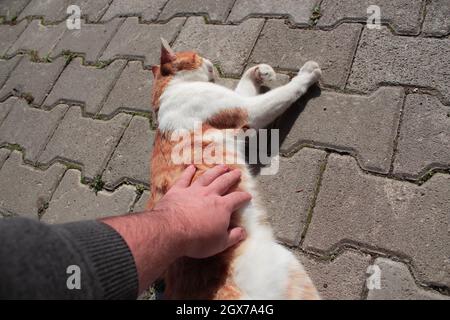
top-left (172, 165), bottom-right (196, 188)
top-left (222, 191), bottom-right (252, 212)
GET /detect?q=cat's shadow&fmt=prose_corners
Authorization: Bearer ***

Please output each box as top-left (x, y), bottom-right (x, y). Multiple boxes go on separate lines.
top-left (248, 84), bottom-right (322, 177)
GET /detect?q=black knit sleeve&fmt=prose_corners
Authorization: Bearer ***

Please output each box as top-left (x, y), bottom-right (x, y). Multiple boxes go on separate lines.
top-left (0, 217), bottom-right (138, 300)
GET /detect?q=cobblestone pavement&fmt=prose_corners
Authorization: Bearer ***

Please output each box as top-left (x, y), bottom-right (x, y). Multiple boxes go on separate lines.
top-left (0, 0), bottom-right (449, 300)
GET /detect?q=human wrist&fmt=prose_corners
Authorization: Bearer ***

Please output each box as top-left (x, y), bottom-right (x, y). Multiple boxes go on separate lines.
top-left (147, 208), bottom-right (189, 260)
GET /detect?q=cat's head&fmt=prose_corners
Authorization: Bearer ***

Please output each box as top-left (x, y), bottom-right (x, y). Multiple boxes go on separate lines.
top-left (151, 38), bottom-right (214, 112)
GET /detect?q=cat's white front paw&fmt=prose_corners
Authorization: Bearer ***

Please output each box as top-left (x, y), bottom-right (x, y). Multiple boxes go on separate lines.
top-left (246, 64), bottom-right (276, 85)
top-left (298, 61), bottom-right (322, 84)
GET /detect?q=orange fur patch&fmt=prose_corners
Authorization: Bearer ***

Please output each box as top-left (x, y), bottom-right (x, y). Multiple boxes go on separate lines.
top-left (147, 129), bottom-right (246, 299)
top-left (206, 108), bottom-right (249, 130)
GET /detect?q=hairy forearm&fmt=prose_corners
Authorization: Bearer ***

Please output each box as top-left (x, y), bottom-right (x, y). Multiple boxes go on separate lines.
top-left (101, 210), bottom-right (183, 294)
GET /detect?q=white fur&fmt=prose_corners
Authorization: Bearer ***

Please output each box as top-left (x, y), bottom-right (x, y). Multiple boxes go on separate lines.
top-left (158, 58), bottom-right (321, 299)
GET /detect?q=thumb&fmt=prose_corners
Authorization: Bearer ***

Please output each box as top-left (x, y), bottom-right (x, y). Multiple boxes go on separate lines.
top-left (225, 227), bottom-right (246, 249)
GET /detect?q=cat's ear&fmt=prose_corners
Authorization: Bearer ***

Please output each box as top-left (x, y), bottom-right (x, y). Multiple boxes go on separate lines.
top-left (151, 65), bottom-right (160, 78)
top-left (160, 37), bottom-right (176, 65)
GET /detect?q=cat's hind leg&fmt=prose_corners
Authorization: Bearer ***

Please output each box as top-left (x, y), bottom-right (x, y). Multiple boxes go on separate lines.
top-left (235, 64), bottom-right (276, 97)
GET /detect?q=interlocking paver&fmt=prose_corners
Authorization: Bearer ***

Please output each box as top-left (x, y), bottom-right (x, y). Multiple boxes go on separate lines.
top-left (174, 17), bottom-right (264, 76)
top-left (304, 154), bottom-right (450, 287)
top-left (393, 94), bottom-right (450, 179)
top-left (99, 61), bottom-right (153, 116)
top-left (0, 20), bottom-right (28, 56)
top-left (257, 148), bottom-right (326, 246)
top-left (297, 250), bottom-right (371, 300)
top-left (0, 99), bottom-right (67, 162)
top-left (18, 0), bottom-right (111, 22)
top-left (347, 27), bottom-right (450, 103)
top-left (103, 116), bottom-right (154, 188)
top-left (250, 20), bottom-right (361, 88)
top-left (100, 17), bottom-right (185, 66)
top-left (368, 258), bottom-right (450, 300)
top-left (42, 169), bottom-right (136, 224)
top-left (318, 0), bottom-right (423, 35)
top-left (6, 19), bottom-right (65, 57)
top-left (228, 0), bottom-right (318, 24)
top-left (0, 151), bottom-right (65, 219)
top-left (52, 19), bottom-right (123, 63)
top-left (0, 0), bottom-right (30, 21)
top-left (133, 190), bottom-right (150, 212)
top-left (159, 0), bottom-right (235, 22)
top-left (43, 58), bottom-right (126, 114)
top-left (38, 106), bottom-right (131, 179)
top-left (423, 0), bottom-right (450, 36)
top-left (101, 0), bottom-right (168, 22)
top-left (0, 56), bottom-right (65, 105)
top-left (279, 87), bottom-right (404, 174)
top-left (0, 56), bottom-right (21, 88)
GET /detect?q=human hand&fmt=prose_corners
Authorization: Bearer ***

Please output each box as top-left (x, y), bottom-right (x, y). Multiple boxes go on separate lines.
top-left (152, 165), bottom-right (251, 259)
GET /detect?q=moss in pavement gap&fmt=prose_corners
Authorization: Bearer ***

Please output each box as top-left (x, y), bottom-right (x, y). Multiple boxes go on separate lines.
top-left (309, 5), bottom-right (321, 26)
top-left (90, 175), bottom-right (105, 194)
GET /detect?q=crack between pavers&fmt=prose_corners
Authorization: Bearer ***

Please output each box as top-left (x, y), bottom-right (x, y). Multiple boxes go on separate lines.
top-left (302, 241), bottom-right (450, 297)
top-left (343, 24), bottom-right (363, 90)
top-left (388, 92), bottom-right (407, 175)
top-left (224, 0), bottom-right (238, 22)
top-left (95, 58), bottom-right (127, 117)
top-left (238, 18), bottom-right (266, 78)
top-left (298, 152), bottom-right (328, 246)
top-left (98, 114), bottom-right (133, 182)
top-left (96, 0), bottom-right (115, 22)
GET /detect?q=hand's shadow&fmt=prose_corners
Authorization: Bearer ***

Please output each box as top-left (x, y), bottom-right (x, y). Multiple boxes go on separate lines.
top-left (248, 84), bottom-right (322, 176)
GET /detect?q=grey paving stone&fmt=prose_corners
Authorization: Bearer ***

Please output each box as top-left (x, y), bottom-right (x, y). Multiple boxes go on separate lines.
top-left (19, 0), bottom-right (111, 22)
top-left (0, 99), bottom-right (67, 162)
top-left (318, 0), bottom-right (423, 35)
top-left (100, 17), bottom-right (185, 66)
top-left (0, 56), bottom-right (65, 105)
top-left (44, 58), bottom-right (126, 114)
top-left (423, 0), bottom-right (450, 36)
top-left (42, 169), bottom-right (136, 224)
top-left (368, 258), bottom-right (450, 300)
top-left (228, 0), bottom-right (318, 25)
top-left (257, 148), bottom-right (326, 246)
top-left (393, 94), bottom-right (450, 179)
top-left (159, 0), bottom-right (235, 22)
top-left (174, 17), bottom-right (264, 76)
top-left (303, 154), bottom-right (450, 287)
top-left (100, 61), bottom-right (153, 116)
top-left (250, 20), bottom-right (361, 88)
top-left (52, 19), bottom-right (123, 63)
top-left (0, 20), bottom-right (28, 56)
top-left (279, 87), bottom-right (404, 174)
top-left (0, 0), bottom-right (30, 21)
top-left (0, 148), bottom-right (10, 168)
top-left (0, 151), bottom-right (65, 219)
top-left (101, 0), bottom-right (168, 22)
top-left (297, 250), bottom-right (371, 300)
top-left (103, 116), bottom-right (154, 188)
top-left (6, 19), bottom-right (65, 57)
top-left (133, 190), bottom-right (150, 212)
top-left (0, 97), bottom-right (17, 125)
top-left (38, 106), bottom-right (131, 179)
top-left (347, 27), bottom-right (450, 104)
top-left (0, 56), bottom-right (22, 88)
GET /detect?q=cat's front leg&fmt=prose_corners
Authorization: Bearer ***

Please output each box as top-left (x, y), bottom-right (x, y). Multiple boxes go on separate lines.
top-left (235, 64), bottom-right (277, 97)
top-left (243, 61), bottom-right (321, 129)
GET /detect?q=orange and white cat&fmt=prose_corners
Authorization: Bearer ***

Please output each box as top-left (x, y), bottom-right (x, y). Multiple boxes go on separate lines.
top-left (147, 39), bottom-right (322, 299)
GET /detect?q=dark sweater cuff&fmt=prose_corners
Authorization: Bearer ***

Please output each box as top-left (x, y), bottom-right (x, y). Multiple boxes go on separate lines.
top-left (56, 220), bottom-right (139, 299)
